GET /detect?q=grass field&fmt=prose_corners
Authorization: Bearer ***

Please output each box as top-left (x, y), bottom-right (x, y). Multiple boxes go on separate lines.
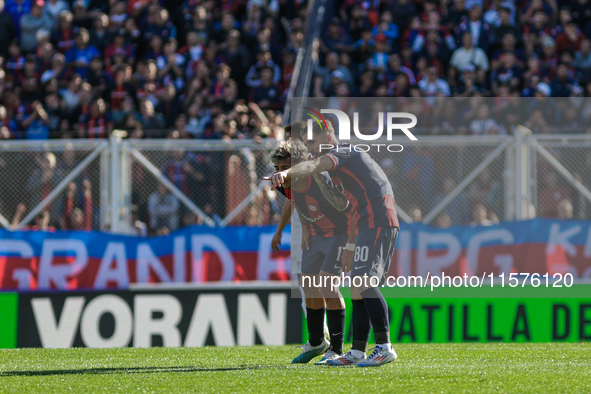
top-left (0, 343), bottom-right (589, 393)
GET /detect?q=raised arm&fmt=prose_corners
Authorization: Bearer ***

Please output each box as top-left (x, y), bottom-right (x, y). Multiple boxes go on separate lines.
top-left (265, 155), bottom-right (335, 189)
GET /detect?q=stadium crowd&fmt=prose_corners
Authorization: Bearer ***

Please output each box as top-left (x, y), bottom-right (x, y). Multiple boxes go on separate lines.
top-left (0, 0), bottom-right (590, 140)
top-left (1, 0), bottom-right (590, 234)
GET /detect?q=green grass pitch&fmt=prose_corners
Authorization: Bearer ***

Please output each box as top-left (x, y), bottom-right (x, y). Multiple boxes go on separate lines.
top-left (0, 343), bottom-right (589, 393)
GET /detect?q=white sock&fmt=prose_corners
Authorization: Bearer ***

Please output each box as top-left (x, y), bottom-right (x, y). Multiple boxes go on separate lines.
top-left (376, 343), bottom-right (391, 351)
top-left (350, 349), bottom-right (365, 359)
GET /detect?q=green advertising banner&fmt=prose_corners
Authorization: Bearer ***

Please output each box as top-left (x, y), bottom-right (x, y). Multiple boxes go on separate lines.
top-left (303, 286), bottom-right (591, 343)
top-left (0, 293), bottom-right (18, 349)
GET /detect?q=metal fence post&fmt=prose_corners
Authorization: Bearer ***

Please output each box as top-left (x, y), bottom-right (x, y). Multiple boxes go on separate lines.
top-left (100, 147), bottom-right (110, 231)
top-left (120, 140), bottom-right (132, 232)
top-left (110, 133), bottom-right (122, 233)
top-left (504, 137), bottom-right (515, 221)
top-left (514, 126), bottom-right (532, 220)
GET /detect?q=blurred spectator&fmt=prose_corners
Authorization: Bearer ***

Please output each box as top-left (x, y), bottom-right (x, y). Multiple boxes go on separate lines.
top-left (138, 98), bottom-right (164, 133)
top-left (20, 0), bottom-right (52, 53)
top-left (557, 199), bottom-right (574, 220)
top-left (470, 203), bottom-right (495, 226)
top-left (44, 0), bottom-right (68, 22)
top-left (551, 63), bottom-right (582, 97)
top-left (573, 39), bottom-right (591, 73)
top-left (467, 169), bottom-right (499, 207)
top-left (432, 178), bottom-right (471, 225)
top-left (77, 98), bottom-right (112, 138)
top-left (148, 183), bottom-right (179, 232)
top-left (61, 180), bottom-right (92, 231)
top-left (88, 12), bottom-right (109, 53)
top-left (0, 0), bottom-right (16, 58)
top-left (450, 31), bottom-right (490, 72)
top-left (403, 147), bottom-right (434, 211)
top-left (66, 27), bottom-right (99, 79)
top-left (409, 205), bottom-right (422, 222)
top-left (5, 0), bottom-right (32, 35)
top-left (470, 103), bottom-right (503, 134)
top-left (323, 17), bottom-right (353, 54)
top-left (11, 204), bottom-right (54, 231)
top-left (538, 172), bottom-right (570, 218)
top-left (22, 100), bottom-right (50, 138)
top-left (315, 51), bottom-right (354, 91)
top-left (418, 66), bottom-right (451, 96)
top-left (245, 50), bottom-right (280, 88)
top-left (249, 66), bottom-right (282, 110)
top-left (435, 213), bottom-right (453, 228)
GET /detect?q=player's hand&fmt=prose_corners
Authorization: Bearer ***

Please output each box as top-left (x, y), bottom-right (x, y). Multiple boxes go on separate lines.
top-left (271, 231), bottom-right (282, 252)
top-left (341, 248), bottom-right (354, 272)
top-left (263, 170), bottom-right (287, 190)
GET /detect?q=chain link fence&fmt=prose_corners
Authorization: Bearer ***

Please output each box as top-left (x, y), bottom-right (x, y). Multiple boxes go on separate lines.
top-left (0, 140), bottom-right (106, 231)
top-left (362, 136), bottom-right (511, 227)
top-left (532, 136), bottom-right (591, 221)
top-left (125, 139), bottom-right (280, 235)
top-left (1, 99), bottom-right (591, 234)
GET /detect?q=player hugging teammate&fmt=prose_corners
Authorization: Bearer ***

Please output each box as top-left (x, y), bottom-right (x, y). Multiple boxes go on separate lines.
top-left (268, 120), bottom-right (400, 367)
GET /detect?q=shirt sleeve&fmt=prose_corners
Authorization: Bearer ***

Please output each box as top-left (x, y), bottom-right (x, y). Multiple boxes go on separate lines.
top-left (324, 147), bottom-right (351, 171)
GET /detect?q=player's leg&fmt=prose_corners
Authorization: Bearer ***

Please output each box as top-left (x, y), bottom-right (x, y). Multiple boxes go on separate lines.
top-left (290, 216), bottom-right (307, 318)
top-left (292, 217), bottom-right (330, 339)
top-left (315, 234), bottom-right (348, 364)
top-left (292, 238), bottom-right (330, 363)
top-left (351, 227), bottom-right (399, 367)
top-left (328, 288), bottom-right (371, 366)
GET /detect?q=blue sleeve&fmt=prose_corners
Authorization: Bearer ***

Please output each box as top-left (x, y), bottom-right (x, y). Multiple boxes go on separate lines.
top-left (325, 148), bottom-right (350, 171)
top-left (387, 24), bottom-right (399, 39)
top-left (65, 49), bottom-right (75, 62)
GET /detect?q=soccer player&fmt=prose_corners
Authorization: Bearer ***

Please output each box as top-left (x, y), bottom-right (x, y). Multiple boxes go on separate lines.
top-left (271, 124), bottom-right (306, 319)
top-left (268, 136), bottom-right (351, 365)
top-left (268, 121), bottom-right (400, 367)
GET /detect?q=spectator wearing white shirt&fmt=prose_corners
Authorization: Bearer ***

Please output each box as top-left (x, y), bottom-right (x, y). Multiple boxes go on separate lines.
top-left (418, 66), bottom-right (451, 96)
top-left (148, 183), bottom-right (180, 232)
top-left (470, 103), bottom-right (503, 135)
top-left (44, 0), bottom-right (69, 23)
top-left (450, 31), bottom-right (490, 72)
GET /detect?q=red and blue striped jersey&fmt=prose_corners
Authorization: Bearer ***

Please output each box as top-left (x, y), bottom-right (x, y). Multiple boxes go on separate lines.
top-left (276, 173), bottom-right (351, 237)
top-left (292, 173), bottom-right (351, 237)
top-left (325, 144), bottom-right (399, 231)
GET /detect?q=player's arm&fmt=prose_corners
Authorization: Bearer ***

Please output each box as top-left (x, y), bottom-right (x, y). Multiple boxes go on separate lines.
top-left (271, 198), bottom-right (293, 252)
top-left (341, 214), bottom-right (356, 272)
top-left (312, 172), bottom-right (349, 211)
top-left (297, 206), bottom-right (311, 251)
top-left (266, 156), bottom-right (335, 189)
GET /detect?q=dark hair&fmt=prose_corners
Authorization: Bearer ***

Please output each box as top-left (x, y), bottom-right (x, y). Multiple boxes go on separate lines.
top-left (269, 138), bottom-right (308, 164)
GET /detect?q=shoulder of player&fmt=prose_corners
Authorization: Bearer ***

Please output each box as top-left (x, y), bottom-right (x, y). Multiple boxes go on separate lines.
top-left (291, 176), bottom-right (312, 193)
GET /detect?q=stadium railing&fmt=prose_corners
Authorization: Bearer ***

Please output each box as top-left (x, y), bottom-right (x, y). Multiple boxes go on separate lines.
top-left (2, 130), bottom-right (590, 233)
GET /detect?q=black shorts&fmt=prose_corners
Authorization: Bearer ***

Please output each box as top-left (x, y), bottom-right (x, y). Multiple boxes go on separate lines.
top-left (301, 233), bottom-right (349, 276)
top-left (351, 227), bottom-right (398, 285)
